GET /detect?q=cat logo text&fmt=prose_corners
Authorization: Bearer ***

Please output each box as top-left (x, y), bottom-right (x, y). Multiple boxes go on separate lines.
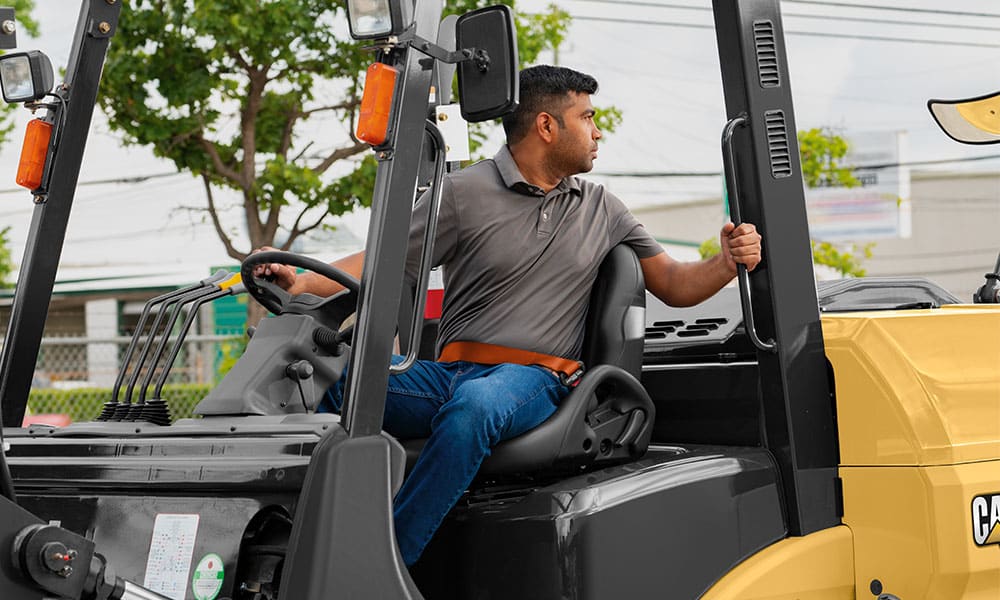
top-left (972, 494), bottom-right (1000, 547)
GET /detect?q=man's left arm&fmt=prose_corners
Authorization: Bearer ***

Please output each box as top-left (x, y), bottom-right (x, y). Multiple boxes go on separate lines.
top-left (640, 223), bottom-right (762, 307)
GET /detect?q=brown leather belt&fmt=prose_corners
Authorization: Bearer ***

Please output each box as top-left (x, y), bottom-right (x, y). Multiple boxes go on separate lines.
top-left (438, 341), bottom-right (584, 385)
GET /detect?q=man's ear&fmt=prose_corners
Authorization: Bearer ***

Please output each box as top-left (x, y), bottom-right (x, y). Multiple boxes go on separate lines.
top-left (536, 112), bottom-right (557, 143)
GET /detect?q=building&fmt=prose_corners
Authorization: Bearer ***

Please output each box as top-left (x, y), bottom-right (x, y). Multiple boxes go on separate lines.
top-left (632, 168), bottom-right (1000, 301)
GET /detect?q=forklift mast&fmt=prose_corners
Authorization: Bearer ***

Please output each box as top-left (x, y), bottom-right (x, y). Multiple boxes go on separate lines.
top-left (338, 0), bottom-right (445, 439)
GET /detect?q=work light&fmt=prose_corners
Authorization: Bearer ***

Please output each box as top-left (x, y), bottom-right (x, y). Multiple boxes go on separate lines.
top-left (0, 50), bottom-right (53, 103)
top-left (346, 0), bottom-right (411, 39)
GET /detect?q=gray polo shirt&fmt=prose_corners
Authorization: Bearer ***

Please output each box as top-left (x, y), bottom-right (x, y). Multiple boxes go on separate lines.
top-left (406, 145), bottom-right (663, 361)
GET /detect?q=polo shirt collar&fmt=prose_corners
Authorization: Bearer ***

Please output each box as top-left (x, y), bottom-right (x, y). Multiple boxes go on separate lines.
top-left (494, 145), bottom-right (582, 197)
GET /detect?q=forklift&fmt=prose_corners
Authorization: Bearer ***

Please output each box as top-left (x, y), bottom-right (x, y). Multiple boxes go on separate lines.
top-left (0, 0), bottom-right (998, 598)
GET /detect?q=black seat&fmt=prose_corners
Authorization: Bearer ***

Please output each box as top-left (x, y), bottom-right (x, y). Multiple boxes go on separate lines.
top-left (402, 244), bottom-right (655, 476)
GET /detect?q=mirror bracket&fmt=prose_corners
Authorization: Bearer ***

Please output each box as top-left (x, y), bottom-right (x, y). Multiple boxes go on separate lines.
top-left (411, 35), bottom-right (490, 72)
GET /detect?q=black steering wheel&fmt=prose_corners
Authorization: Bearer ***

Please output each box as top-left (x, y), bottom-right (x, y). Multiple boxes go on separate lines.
top-left (241, 250), bottom-right (361, 315)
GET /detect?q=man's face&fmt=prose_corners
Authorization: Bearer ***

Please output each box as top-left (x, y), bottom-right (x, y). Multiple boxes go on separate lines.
top-left (549, 92), bottom-right (602, 176)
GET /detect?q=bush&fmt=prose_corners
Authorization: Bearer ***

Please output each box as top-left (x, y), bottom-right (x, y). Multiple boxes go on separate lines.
top-left (27, 383), bottom-right (213, 423)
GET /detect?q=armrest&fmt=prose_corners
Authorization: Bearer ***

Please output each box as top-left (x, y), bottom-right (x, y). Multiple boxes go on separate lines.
top-left (479, 364), bottom-right (655, 475)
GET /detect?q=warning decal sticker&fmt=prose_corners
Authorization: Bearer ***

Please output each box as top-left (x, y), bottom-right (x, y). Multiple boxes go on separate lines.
top-left (143, 513), bottom-right (200, 600)
top-left (192, 553), bottom-right (225, 600)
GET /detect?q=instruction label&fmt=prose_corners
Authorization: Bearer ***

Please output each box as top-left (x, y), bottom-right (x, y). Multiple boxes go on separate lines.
top-left (143, 513), bottom-right (200, 600)
top-left (192, 553), bottom-right (225, 600)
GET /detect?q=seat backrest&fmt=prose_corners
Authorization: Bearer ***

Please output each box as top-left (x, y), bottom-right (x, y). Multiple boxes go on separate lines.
top-left (580, 244), bottom-right (646, 377)
top-left (400, 245), bottom-right (651, 475)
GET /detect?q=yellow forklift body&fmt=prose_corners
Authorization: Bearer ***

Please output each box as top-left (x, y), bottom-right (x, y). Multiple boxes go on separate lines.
top-left (701, 526), bottom-right (855, 600)
top-left (824, 306), bottom-right (1000, 466)
top-left (842, 462), bottom-right (1000, 598)
top-left (825, 306), bottom-right (1000, 598)
top-left (705, 306), bottom-right (1000, 599)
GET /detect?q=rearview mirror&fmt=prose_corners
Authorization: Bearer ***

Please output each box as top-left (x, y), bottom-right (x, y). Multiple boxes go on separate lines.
top-left (455, 5), bottom-right (518, 123)
top-left (928, 91), bottom-right (1000, 145)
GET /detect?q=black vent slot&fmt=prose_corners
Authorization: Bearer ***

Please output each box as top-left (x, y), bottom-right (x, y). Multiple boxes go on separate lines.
top-left (753, 21), bottom-right (780, 88)
top-left (645, 318), bottom-right (730, 340)
top-left (764, 110), bottom-right (792, 179)
top-left (645, 320), bottom-right (684, 340)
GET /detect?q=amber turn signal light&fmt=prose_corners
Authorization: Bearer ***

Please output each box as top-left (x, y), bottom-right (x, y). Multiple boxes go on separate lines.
top-left (16, 118), bottom-right (51, 190)
top-left (356, 63), bottom-right (397, 146)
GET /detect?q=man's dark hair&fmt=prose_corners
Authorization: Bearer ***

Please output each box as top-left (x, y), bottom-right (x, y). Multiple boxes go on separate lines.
top-left (502, 65), bottom-right (599, 144)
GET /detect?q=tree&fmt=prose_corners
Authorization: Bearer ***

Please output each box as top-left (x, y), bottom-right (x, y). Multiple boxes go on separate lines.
top-left (701, 127), bottom-right (872, 278)
top-left (797, 128), bottom-right (871, 278)
top-left (797, 127), bottom-right (858, 189)
top-left (0, 226), bottom-right (14, 289)
top-left (0, 0), bottom-right (39, 288)
top-left (98, 0), bottom-right (570, 323)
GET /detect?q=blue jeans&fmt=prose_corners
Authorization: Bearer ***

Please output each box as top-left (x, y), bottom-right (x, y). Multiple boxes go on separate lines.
top-left (322, 356), bottom-right (569, 565)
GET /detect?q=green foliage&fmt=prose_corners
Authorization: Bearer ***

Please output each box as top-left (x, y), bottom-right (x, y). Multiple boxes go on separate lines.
top-left (798, 128), bottom-right (874, 277)
top-left (99, 0), bottom-right (571, 263)
top-left (0, 226), bottom-right (13, 288)
top-left (7, 0), bottom-right (37, 36)
top-left (27, 383), bottom-right (212, 423)
top-left (798, 128), bottom-right (860, 189)
top-left (699, 236), bottom-right (720, 260)
top-left (0, 0), bottom-right (39, 161)
top-left (0, 1), bottom-right (37, 281)
top-left (215, 334), bottom-right (247, 382)
top-left (811, 241), bottom-right (873, 278)
top-left (594, 104), bottom-right (623, 136)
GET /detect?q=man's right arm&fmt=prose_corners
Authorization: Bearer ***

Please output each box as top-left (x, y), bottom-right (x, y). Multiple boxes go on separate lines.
top-left (254, 249), bottom-right (366, 296)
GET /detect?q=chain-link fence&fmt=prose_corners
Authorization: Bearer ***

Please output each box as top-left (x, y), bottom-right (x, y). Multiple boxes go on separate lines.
top-left (32, 333), bottom-right (243, 388)
top-left (14, 332), bottom-right (247, 424)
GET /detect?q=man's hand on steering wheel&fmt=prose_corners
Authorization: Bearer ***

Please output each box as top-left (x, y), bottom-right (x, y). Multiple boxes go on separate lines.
top-left (251, 246), bottom-right (298, 292)
top-left (243, 249), bottom-right (361, 316)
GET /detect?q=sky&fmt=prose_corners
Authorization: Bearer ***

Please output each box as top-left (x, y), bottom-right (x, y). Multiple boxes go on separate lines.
top-left (0, 0), bottom-right (999, 279)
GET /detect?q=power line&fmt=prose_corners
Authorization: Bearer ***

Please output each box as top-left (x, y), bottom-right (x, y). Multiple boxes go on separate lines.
top-left (570, 0), bottom-right (704, 12)
top-left (76, 171), bottom-right (182, 187)
top-left (856, 153), bottom-right (1000, 171)
top-left (876, 246), bottom-right (1000, 259)
top-left (782, 0), bottom-right (1000, 19)
top-left (571, 0), bottom-right (1000, 27)
top-left (568, 15), bottom-right (1000, 49)
top-left (594, 153), bottom-right (1000, 178)
top-left (572, 0), bottom-right (1000, 19)
top-left (579, 0), bottom-right (1000, 20)
top-left (0, 171), bottom-right (183, 196)
top-left (783, 12), bottom-right (1000, 34)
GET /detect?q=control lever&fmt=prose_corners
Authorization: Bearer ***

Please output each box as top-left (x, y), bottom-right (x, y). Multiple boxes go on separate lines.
top-left (286, 360), bottom-right (316, 411)
top-left (613, 410), bottom-right (645, 450)
top-left (147, 279), bottom-right (246, 407)
top-left (313, 326), bottom-right (349, 356)
top-left (100, 270), bottom-right (231, 421)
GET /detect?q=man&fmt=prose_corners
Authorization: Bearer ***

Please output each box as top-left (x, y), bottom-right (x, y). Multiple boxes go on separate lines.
top-left (257, 65), bottom-right (762, 566)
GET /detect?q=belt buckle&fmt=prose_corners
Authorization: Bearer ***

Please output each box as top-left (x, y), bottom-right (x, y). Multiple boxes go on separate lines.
top-left (558, 362), bottom-right (585, 387)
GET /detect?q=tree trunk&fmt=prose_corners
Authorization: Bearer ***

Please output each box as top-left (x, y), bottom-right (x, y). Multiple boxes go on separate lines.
top-left (247, 297), bottom-right (270, 329)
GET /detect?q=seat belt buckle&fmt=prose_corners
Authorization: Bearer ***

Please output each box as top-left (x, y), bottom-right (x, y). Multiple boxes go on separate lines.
top-left (559, 362), bottom-right (585, 387)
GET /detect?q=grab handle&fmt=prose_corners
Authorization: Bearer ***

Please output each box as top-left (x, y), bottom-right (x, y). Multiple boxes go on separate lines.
top-left (389, 120), bottom-right (447, 374)
top-left (721, 114), bottom-right (777, 354)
